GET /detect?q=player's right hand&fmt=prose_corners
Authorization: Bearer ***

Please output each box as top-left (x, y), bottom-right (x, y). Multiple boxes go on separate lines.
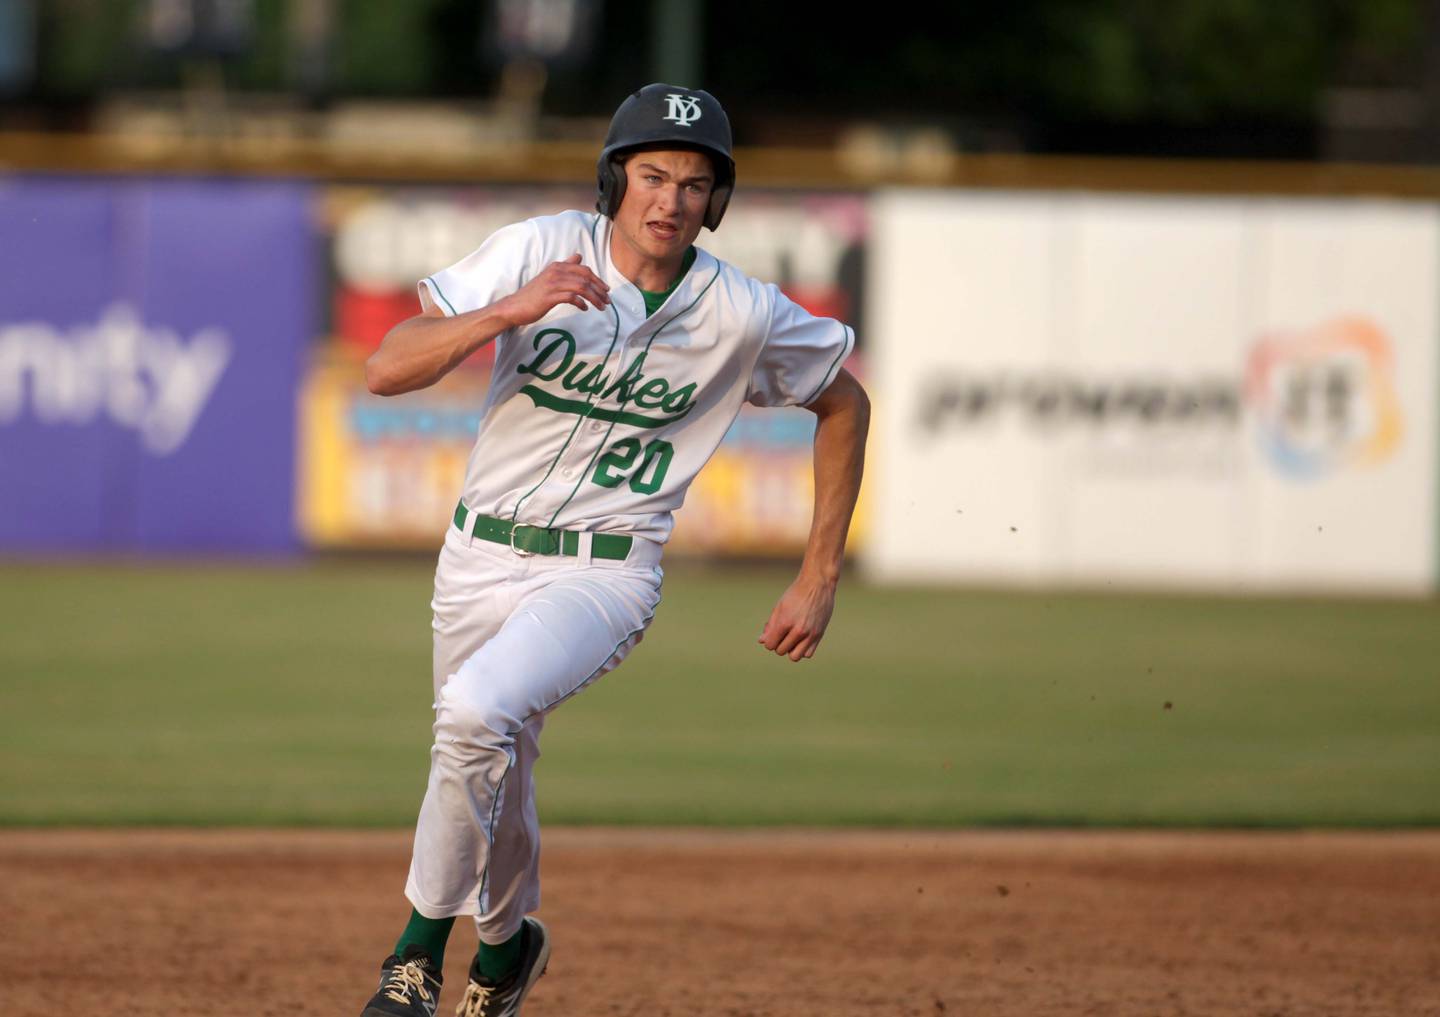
top-left (500, 253), bottom-right (611, 326)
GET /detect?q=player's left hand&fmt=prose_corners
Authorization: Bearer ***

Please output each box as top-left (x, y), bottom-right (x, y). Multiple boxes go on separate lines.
top-left (758, 573), bottom-right (837, 662)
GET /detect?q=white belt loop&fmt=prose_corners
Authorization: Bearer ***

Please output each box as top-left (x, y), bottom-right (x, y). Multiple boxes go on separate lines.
top-left (454, 501), bottom-right (474, 547)
top-left (621, 534), bottom-right (661, 569)
top-left (577, 530), bottom-right (594, 566)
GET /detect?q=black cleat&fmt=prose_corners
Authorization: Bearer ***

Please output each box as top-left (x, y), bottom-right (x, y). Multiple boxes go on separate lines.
top-left (360, 944), bottom-right (444, 1017)
top-left (454, 917), bottom-right (551, 1017)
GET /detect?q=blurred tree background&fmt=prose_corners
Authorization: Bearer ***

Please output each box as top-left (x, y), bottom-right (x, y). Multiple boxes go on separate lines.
top-left (3, 0), bottom-right (1437, 161)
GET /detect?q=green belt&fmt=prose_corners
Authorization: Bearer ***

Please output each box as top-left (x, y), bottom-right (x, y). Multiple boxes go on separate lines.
top-left (453, 502), bottom-right (634, 560)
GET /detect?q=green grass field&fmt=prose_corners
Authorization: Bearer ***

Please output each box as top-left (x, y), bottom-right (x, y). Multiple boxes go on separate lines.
top-left (1, 559), bottom-right (1436, 827)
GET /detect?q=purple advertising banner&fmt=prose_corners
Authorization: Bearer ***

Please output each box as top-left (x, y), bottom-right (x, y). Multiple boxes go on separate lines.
top-left (0, 176), bottom-right (314, 553)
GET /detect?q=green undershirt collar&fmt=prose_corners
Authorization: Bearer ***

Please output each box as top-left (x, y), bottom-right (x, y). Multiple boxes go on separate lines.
top-left (638, 246), bottom-right (698, 318)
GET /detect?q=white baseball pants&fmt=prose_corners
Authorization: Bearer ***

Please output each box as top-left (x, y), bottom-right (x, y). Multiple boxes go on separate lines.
top-left (404, 523), bottom-right (663, 944)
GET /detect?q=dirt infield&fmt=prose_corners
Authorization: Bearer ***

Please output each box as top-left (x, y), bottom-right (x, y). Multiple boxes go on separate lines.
top-left (4, 829), bottom-right (1438, 1016)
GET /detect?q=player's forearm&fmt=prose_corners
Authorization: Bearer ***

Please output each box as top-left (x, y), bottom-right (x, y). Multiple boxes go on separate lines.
top-left (365, 305), bottom-right (514, 396)
top-left (800, 373), bottom-right (870, 585)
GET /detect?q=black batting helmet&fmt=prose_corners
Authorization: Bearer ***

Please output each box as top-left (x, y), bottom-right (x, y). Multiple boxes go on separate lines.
top-left (595, 83), bottom-right (735, 231)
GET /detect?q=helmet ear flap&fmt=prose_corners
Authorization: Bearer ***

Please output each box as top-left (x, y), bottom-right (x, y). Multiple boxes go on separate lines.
top-left (704, 183), bottom-right (732, 231)
top-left (595, 157), bottom-right (627, 218)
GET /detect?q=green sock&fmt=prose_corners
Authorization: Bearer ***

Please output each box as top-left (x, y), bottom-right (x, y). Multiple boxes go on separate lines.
top-left (475, 926), bottom-right (525, 982)
top-left (395, 909), bottom-right (455, 968)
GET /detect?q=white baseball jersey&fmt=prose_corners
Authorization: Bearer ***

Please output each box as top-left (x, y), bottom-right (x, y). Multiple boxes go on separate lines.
top-left (419, 209), bottom-right (854, 545)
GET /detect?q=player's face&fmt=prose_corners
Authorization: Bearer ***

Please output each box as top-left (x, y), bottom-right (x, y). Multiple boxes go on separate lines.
top-left (613, 149), bottom-right (714, 266)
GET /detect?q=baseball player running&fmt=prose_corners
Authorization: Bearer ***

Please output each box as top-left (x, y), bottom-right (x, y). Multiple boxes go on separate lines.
top-left (357, 82), bottom-right (869, 1017)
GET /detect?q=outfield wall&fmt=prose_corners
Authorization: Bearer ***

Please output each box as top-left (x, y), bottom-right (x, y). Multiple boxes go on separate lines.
top-left (866, 191), bottom-right (1440, 594)
top-left (2, 173), bottom-right (1437, 592)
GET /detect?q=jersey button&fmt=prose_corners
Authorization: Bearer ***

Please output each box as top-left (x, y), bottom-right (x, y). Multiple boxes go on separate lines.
top-left (590, 421), bottom-right (604, 431)
top-left (562, 467), bottom-right (575, 478)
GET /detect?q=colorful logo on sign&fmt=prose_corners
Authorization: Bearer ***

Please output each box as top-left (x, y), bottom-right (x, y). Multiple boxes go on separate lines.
top-left (1245, 316), bottom-right (1403, 478)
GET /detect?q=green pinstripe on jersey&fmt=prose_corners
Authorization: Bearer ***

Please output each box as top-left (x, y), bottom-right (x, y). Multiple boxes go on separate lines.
top-left (510, 302), bottom-right (623, 526)
top-left (801, 323), bottom-right (854, 405)
top-left (513, 215), bottom-right (621, 525)
top-left (543, 264), bottom-right (721, 527)
top-left (425, 276), bottom-right (459, 317)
